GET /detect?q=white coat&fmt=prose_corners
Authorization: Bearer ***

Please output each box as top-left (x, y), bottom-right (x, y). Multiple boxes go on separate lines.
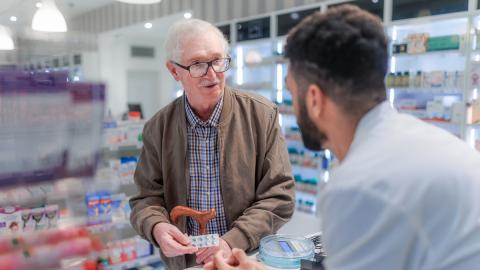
top-left (320, 101), bottom-right (480, 270)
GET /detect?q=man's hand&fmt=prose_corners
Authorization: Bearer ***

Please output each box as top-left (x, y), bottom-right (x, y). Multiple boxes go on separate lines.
top-left (196, 238), bottom-right (232, 264)
top-left (153, 222), bottom-right (198, 257)
top-left (203, 248), bottom-right (267, 270)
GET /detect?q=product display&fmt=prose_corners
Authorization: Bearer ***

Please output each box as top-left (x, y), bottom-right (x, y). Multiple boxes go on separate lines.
top-left (3, 2), bottom-right (480, 270)
top-left (387, 16), bottom-right (472, 139)
top-left (0, 227), bottom-right (102, 270)
top-left (386, 70), bottom-right (464, 89)
top-left (0, 71), bottom-right (105, 187)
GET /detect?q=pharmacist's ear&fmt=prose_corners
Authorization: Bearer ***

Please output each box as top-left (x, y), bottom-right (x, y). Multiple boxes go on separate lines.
top-left (166, 61), bottom-right (180, 81)
top-left (305, 84), bottom-right (326, 120)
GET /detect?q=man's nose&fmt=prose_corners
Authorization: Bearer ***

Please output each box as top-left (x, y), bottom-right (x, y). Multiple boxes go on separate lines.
top-left (203, 65), bottom-right (217, 79)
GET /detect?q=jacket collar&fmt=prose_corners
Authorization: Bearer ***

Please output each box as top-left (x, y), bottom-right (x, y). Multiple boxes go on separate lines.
top-left (184, 94), bottom-right (224, 128)
top-left (218, 86), bottom-right (234, 127)
top-left (176, 86), bottom-right (234, 136)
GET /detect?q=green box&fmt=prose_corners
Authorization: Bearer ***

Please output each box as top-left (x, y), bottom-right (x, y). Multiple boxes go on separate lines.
top-left (427, 35), bottom-right (461, 51)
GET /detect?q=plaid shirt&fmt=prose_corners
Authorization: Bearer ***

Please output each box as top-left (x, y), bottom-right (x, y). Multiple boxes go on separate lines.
top-left (185, 95), bottom-right (229, 236)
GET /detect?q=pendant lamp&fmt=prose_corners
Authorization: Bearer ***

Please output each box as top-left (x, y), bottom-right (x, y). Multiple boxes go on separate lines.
top-left (0, 25), bottom-right (14, 50)
top-left (32, 0), bottom-right (67, 32)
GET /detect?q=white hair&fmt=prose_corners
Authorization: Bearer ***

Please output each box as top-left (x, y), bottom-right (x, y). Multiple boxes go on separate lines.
top-left (164, 19), bottom-right (229, 62)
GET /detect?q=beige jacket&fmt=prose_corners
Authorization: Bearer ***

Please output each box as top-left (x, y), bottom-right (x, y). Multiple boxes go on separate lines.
top-left (129, 86), bottom-right (295, 269)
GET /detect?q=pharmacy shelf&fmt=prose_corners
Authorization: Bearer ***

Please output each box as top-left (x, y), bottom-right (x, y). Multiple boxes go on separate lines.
top-left (422, 119), bottom-right (461, 125)
top-left (292, 165), bottom-right (320, 179)
top-left (392, 87), bottom-right (464, 94)
top-left (392, 49), bottom-right (464, 58)
top-left (290, 163), bottom-right (319, 170)
top-left (296, 190), bottom-right (318, 199)
top-left (0, 177), bottom-right (89, 206)
top-left (86, 220), bottom-right (133, 234)
top-left (103, 144), bottom-right (143, 153)
top-left (105, 254), bottom-right (162, 270)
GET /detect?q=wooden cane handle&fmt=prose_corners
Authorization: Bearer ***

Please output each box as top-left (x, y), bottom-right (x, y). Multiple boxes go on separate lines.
top-left (169, 206), bottom-right (216, 235)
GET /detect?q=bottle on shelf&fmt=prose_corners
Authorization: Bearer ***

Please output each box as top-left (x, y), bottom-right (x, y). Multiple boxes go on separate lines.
top-left (394, 72), bottom-right (403, 87)
top-left (402, 71), bottom-right (410, 87)
top-left (414, 71), bottom-right (423, 88)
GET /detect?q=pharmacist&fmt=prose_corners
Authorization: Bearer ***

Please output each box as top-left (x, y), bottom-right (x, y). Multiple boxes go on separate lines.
top-left (129, 18), bottom-right (295, 270)
top-left (207, 5), bottom-right (480, 270)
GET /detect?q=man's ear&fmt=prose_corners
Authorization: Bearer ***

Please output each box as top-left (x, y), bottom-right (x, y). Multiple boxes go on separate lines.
top-left (166, 61), bottom-right (180, 81)
top-left (305, 84), bottom-right (325, 120)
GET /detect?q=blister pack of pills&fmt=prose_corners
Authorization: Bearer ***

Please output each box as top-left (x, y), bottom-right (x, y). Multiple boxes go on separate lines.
top-left (190, 233), bottom-right (219, 248)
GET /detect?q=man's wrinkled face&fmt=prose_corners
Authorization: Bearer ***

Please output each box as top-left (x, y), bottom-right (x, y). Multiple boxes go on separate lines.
top-left (175, 31), bottom-right (226, 105)
top-left (286, 71), bottom-right (326, 151)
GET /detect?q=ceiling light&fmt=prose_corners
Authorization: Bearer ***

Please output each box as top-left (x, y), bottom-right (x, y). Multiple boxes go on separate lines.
top-left (144, 22), bottom-right (152, 29)
top-left (115, 0), bottom-right (162, 4)
top-left (290, 13), bottom-right (299, 20)
top-left (0, 25), bottom-right (14, 50)
top-left (32, 0), bottom-right (67, 32)
top-left (9, 16), bottom-right (17, 22)
top-left (36, 2), bottom-right (43, 8)
top-left (184, 12), bottom-right (192, 19)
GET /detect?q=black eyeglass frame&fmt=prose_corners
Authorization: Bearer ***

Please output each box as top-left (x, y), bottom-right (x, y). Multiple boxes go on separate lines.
top-left (171, 57), bottom-right (232, 78)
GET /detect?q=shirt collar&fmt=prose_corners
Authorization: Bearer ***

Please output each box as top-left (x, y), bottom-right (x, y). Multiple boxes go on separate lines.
top-left (185, 94), bottom-right (224, 128)
top-left (346, 101), bottom-right (397, 156)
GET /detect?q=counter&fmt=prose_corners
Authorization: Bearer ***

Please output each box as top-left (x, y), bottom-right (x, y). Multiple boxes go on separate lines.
top-left (184, 211), bottom-right (321, 270)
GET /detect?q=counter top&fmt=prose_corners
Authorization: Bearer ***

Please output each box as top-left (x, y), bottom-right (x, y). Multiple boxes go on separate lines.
top-left (184, 211), bottom-right (321, 270)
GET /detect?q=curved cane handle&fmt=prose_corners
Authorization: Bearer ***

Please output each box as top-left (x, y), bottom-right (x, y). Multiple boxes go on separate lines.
top-left (169, 206), bottom-right (216, 235)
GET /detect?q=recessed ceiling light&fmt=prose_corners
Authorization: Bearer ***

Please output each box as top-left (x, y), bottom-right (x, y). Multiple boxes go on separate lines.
top-left (144, 22), bottom-right (152, 29)
top-left (184, 12), bottom-right (192, 19)
top-left (9, 16), bottom-right (17, 22)
top-left (372, 0), bottom-right (379, 3)
top-left (36, 2), bottom-right (43, 8)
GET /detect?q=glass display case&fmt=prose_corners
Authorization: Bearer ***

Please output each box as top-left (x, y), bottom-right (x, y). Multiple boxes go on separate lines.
top-left (0, 70), bottom-right (161, 269)
top-left (328, 0), bottom-right (385, 19)
top-left (392, 0), bottom-right (468, 21)
top-left (229, 16), bottom-right (275, 100)
top-left (386, 15), bottom-right (469, 137)
top-left (274, 33), bottom-right (330, 215)
top-left (465, 13), bottom-right (480, 150)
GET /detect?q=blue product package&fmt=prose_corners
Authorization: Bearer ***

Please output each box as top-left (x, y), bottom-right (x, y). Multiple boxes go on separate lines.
top-left (86, 193), bottom-right (100, 225)
top-left (98, 192), bottom-right (112, 224)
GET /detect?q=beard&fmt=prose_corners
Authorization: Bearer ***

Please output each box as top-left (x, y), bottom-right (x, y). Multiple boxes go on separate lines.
top-left (297, 97), bottom-right (327, 151)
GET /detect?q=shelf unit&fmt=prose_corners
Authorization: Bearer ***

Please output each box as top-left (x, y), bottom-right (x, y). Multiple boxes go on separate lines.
top-left (0, 72), bottom-right (159, 270)
top-left (6, 1), bottom-right (480, 269)
top-left (212, 0), bottom-right (480, 216)
top-left (385, 13), bottom-right (469, 139)
top-left (217, 5), bottom-right (332, 215)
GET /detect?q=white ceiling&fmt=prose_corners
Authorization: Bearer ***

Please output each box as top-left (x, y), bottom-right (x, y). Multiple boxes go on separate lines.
top-left (0, 0), bottom-right (115, 26)
top-left (0, 0), bottom-right (179, 63)
top-left (102, 12), bottom-right (184, 41)
top-left (0, 0), bottom-right (116, 62)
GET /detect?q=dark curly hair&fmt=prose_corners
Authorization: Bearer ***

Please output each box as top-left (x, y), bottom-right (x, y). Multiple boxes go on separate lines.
top-left (285, 4), bottom-right (388, 117)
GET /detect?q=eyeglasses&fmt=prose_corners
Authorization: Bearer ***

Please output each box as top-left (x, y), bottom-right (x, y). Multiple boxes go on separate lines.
top-left (172, 57), bottom-right (231, 78)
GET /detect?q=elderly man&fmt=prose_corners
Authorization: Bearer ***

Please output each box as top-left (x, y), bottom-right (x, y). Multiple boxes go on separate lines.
top-left (206, 5), bottom-right (480, 270)
top-left (129, 18), bottom-right (295, 269)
